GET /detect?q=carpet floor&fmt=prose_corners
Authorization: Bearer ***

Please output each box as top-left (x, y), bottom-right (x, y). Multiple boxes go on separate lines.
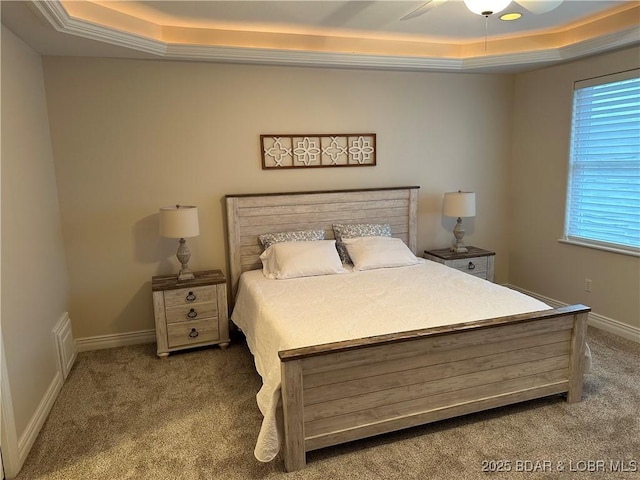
top-left (14, 327), bottom-right (639, 480)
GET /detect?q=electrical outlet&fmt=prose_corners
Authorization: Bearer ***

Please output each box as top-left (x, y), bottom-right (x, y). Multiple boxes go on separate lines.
top-left (584, 278), bottom-right (592, 292)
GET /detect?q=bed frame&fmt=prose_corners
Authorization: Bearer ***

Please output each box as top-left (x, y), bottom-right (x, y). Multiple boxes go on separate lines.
top-left (225, 186), bottom-right (590, 472)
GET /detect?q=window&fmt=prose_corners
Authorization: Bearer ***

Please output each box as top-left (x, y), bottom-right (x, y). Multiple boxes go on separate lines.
top-left (564, 69), bottom-right (640, 255)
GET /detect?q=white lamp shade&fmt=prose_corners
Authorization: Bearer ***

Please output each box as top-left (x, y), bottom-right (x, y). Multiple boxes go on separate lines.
top-left (443, 192), bottom-right (476, 218)
top-left (159, 205), bottom-right (200, 238)
top-left (517, 0), bottom-right (562, 15)
top-left (464, 0), bottom-right (511, 15)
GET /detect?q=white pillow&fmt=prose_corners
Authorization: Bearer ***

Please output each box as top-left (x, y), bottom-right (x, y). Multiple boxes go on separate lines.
top-left (343, 236), bottom-right (420, 271)
top-left (332, 223), bottom-right (392, 263)
top-left (260, 240), bottom-right (347, 279)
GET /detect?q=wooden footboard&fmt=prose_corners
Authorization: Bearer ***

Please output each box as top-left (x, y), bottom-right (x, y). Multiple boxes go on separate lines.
top-left (279, 304), bottom-right (590, 471)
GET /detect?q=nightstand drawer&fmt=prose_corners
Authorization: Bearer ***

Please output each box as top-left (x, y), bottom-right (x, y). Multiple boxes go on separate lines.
top-left (450, 256), bottom-right (488, 274)
top-left (165, 301), bottom-right (218, 324)
top-left (164, 285), bottom-right (216, 308)
top-left (167, 319), bottom-right (219, 348)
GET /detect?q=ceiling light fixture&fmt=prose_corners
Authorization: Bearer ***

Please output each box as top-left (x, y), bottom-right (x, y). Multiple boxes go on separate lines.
top-left (500, 12), bottom-right (522, 21)
top-left (517, 0), bottom-right (563, 15)
top-left (464, 0), bottom-right (512, 51)
top-left (464, 0), bottom-right (512, 17)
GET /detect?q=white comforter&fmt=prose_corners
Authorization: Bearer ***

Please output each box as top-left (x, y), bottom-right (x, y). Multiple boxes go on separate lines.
top-left (231, 259), bottom-right (551, 462)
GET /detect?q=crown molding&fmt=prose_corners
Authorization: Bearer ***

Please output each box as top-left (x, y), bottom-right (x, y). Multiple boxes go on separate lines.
top-left (559, 25), bottom-right (640, 61)
top-left (165, 44), bottom-right (466, 71)
top-left (32, 0), bottom-right (166, 55)
top-left (31, 0), bottom-right (640, 73)
top-left (462, 26), bottom-right (640, 70)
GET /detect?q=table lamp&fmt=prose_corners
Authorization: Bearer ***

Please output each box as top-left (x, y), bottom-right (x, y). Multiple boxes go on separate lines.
top-left (443, 191), bottom-right (476, 253)
top-left (159, 204), bottom-right (199, 281)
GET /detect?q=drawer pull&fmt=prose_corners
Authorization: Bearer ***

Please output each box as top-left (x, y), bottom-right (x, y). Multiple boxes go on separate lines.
top-left (185, 291), bottom-right (196, 302)
top-left (187, 308), bottom-right (198, 319)
top-left (468, 261), bottom-right (476, 270)
top-left (188, 328), bottom-right (199, 338)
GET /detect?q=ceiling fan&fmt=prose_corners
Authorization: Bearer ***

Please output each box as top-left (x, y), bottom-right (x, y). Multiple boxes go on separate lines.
top-left (401, 0), bottom-right (564, 20)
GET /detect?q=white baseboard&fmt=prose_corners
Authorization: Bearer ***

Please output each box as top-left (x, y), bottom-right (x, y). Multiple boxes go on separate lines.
top-left (76, 329), bottom-right (156, 352)
top-left (52, 312), bottom-right (77, 379)
top-left (505, 284), bottom-right (640, 343)
top-left (17, 371), bottom-right (63, 468)
top-left (586, 312), bottom-right (640, 342)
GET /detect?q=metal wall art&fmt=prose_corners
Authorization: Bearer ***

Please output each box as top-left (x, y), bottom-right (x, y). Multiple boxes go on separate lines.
top-left (261, 134), bottom-right (376, 169)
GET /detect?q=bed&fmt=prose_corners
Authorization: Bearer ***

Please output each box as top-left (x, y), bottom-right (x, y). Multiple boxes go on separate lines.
top-left (225, 186), bottom-right (590, 472)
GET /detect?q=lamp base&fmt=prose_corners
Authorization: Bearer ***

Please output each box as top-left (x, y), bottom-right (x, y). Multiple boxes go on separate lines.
top-left (176, 238), bottom-right (194, 281)
top-left (450, 217), bottom-right (468, 253)
top-left (177, 268), bottom-right (195, 281)
top-left (450, 244), bottom-right (469, 254)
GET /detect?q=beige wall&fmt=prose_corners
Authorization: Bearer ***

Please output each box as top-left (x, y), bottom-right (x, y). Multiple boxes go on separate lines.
top-left (42, 56), bottom-right (515, 339)
top-left (1, 26), bottom-right (69, 438)
top-left (511, 45), bottom-right (640, 329)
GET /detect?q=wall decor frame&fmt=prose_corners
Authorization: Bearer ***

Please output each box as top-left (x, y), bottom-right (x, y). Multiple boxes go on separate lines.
top-left (261, 134), bottom-right (376, 169)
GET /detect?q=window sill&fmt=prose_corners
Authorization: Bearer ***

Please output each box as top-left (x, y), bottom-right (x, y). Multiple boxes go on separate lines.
top-left (558, 239), bottom-right (640, 258)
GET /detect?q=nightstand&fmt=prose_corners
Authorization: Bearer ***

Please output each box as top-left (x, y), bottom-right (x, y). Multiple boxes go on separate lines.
top-left (424, 246), bottom-right (495, 282)
top-left (152, 269), bottom-right (230, 358)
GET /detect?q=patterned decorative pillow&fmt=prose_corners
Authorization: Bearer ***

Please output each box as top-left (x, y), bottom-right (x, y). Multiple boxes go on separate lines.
top-left (258, 229), bottom-right (325, 250)
top-left (332, 223), bottom-right (392, 263)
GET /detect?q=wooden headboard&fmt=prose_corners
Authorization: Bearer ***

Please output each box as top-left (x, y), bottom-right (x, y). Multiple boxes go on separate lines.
top-left (225, 186), bottom-right (420, 304)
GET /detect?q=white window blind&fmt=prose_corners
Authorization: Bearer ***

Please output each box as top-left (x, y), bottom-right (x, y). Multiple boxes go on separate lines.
top-left (565, 69), bottom-right (640, 254)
